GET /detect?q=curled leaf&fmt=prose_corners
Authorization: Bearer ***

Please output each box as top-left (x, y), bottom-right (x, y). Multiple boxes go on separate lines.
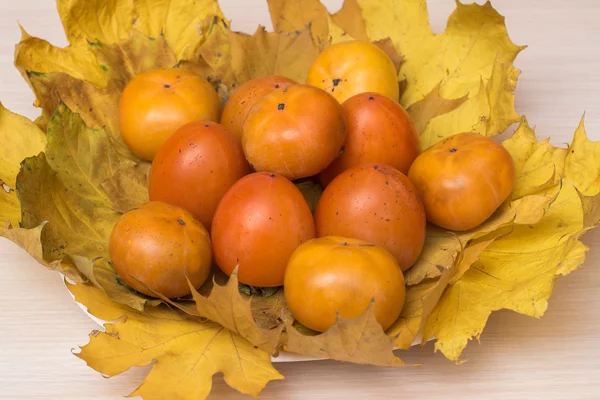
top-left (189, 271), bottom-right (284, 353)
top-left (284, 302), bottom-right (404, 367)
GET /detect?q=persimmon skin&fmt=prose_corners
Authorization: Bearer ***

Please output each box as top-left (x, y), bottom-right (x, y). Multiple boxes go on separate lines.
top-left (211, 172), bottom-right (316, 287)
top-left (119, 68), bottom-right (220, 160)
top-left (109, 201), bottom-right (212, 299)
top-left (315, 164), bottom-right (426, 271)
top-left (242, 84), bottom-right (346, 180)
top-left (307, 40), bottom-right (399, 104)
top-left (320, 92), bottom-right (420, 186)
top-left (408, 133), bottom-right (516, 231)
top-left (284, 236), bottom-right (406, 333)
top-left (221, 75), bottom-right (296, 141)
top-left (148, 121), bottom-right (250, 230)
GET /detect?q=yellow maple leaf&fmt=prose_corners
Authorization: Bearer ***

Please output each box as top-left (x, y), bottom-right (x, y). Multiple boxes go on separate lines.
top-left (390, 227), bottom-right (510, 349)
top-left (0, 102), bottom-right (46, 189)
top-left (69, 281), bottom-right (283, 400)
top-left (266, 0), bottom-right (330, 48)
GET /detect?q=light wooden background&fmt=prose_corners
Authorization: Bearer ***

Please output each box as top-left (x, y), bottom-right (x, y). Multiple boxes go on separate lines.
top-left (1, 1), bottom-right (600, 399)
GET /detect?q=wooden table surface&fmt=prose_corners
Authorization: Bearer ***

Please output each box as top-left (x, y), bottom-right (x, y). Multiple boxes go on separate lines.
top-left (1, 1), bottom-right (600, 399)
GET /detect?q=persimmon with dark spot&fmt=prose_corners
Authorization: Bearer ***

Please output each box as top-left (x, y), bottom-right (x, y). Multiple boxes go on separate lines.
top-left (119, 68), bottom-right (220, 160)
top-left (109, 201), bottom-right (212, 299)
top-left (408, 133), bottom-right (516, 231)
top-left (242, 84), bottom-right (346, 180)
top-left (307, 40), bottom-right (399, 103)
top-left (220, 75), bottom-right (296, 140)
top-left (315, 163), bottom-right (426, 271)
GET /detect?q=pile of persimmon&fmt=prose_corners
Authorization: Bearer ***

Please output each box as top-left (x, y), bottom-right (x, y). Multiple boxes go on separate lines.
top-left (109, 40), bottom-right (516, 333)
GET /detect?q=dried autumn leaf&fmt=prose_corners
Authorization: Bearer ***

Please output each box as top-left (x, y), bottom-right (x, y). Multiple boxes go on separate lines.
top-left (565, 116), bottom-right (600, 195)
top-left (189, 271), bottom-right (284, 353)
top-left (68, 282), bottom-right (283, 400)
top-left (229, 26), bottom-right (321, 85)
top-left (0, 102), bottom-right (46, 189)
top-left (329, 0), bottom-right (369, 42)
top-left (284, 302), bottom-right (404, 367)
top-left (0, 188), bottom-right (20, 228)
top-left (101, 162), bottom-right (150, 213)
top-left (132, 0), bottom-right (225, 60)
top-left (0, 223), bottom-right (84, 283)
top-left (266, 0), bottom-right (330, 48)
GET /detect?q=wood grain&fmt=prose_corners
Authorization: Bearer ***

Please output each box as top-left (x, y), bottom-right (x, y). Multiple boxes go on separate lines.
top-left (1, 1), bottom-right (599, 399)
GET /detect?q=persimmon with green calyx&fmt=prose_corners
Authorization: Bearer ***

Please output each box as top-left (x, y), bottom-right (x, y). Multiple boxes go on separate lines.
top-left (211, 172), bottom-right (316, 287)
top-left (242, 84), bottom-right (346, 180)
top-left (408, 132), bottom-right (516, 231)
top-left (109, 201), bottom-right (212, 299)
top-left (284, 236), bottom-right (406, 333)
top-left (320, 92), bottom-right (420, 186)
top-left (221, 75), bottom-right (296, 141)
top-left (315, 163), bottom-right (426, 271)
top-left (119, 68), bottom-right (221, 161)
top-left (306, 40), bottom-right (399, 104)
top-left (149, 121), bottom-right (250, 230)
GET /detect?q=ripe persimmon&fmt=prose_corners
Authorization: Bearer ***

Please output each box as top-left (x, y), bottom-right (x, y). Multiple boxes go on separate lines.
top-left (148, 121), bottom-right (250, 230)
top-left (109, 201), bottom-right (212, 299)
top-left (221, 75), bottom-right (296, 140)
top-left (320, 92), bottom-right (420, 186)
top-left (315, 164), bottom-right (426, 271)
top-left (307, 40), bottom-right (399, 103)
top-left (211, 172), bottom-right (316, 287)
top-left (408, 133), bottom-right (516, 231)
top-left (119, 68), bottom-right (220, 160)
top-left (285, 236), bottom-right (406, 332)
top-left (242, 84), bottom-right (346, 180)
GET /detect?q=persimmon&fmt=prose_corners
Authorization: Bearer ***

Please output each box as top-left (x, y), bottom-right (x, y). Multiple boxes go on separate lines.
top-left (307, 40), bottom-right (399, 104)
top-left (109, 201), bottom-right (212, 299)
top-left (320, 92), bottom-right (420, 186)
top-left (242, 84), bottom-right (346, 180)
top-left (119, 68), bottom-right (220, 160)
top-left (408, 133), bottom-right (516, 231)
top-left (284, 236), bottom-right (405, 332)
top-left (221, 75), bottom-right (296, 141)
top-left (211, 172), bottom-right (315, 287)
top-left (148, 121), bottom-right (250, 230)
top-left (315, 164), bottom-right (426, 271)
